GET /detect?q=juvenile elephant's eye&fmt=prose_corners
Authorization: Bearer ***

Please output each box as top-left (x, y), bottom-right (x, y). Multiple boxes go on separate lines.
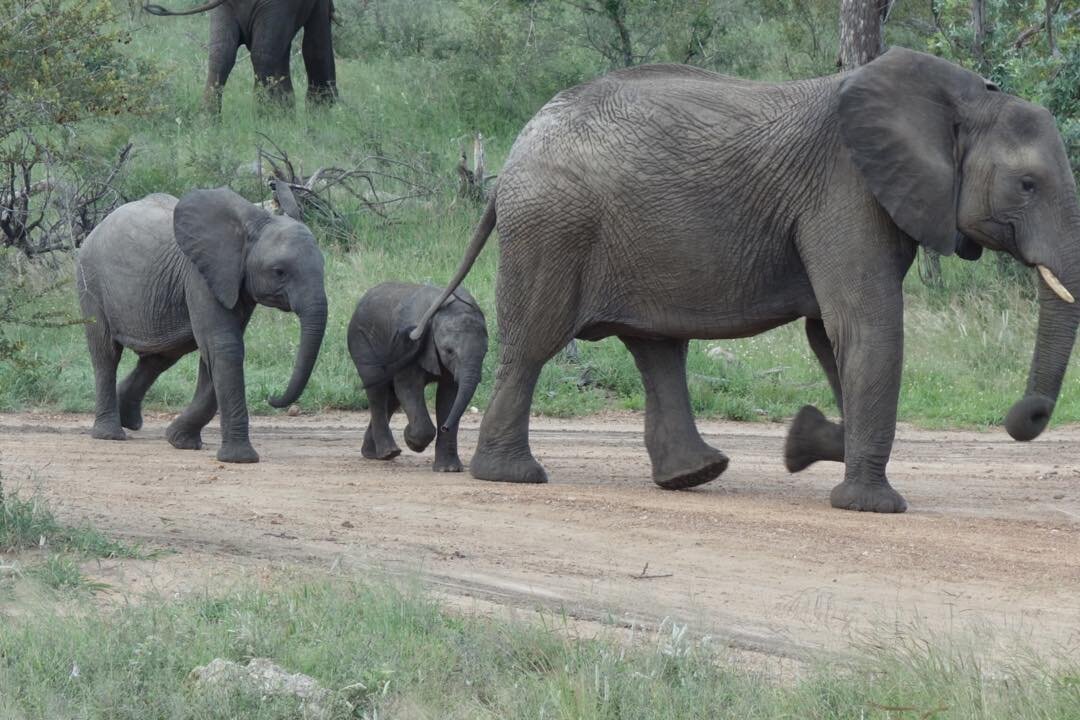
top-left (273, 268), bottom-right (286, 279)
top-left (1021, 178), bottom-right (1037, 193)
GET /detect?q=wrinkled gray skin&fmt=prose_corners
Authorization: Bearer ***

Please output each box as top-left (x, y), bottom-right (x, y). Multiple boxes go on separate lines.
top-left (407, 47), bottom-right (1080, 513)
top-left (143, 0), bottom-right (337, 113)
top-left (348, 282), bottom-right (488, 472)
top-left (77, 187), bottom-right (328, 463)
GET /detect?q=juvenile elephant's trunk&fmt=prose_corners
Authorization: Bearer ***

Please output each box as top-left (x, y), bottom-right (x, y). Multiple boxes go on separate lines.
top-left (441, 368), bottom-right (481, 434)
top-left (1005, 263), bottom-right (1080, 441)
top-left (268, 296), bottom-right (328, 409)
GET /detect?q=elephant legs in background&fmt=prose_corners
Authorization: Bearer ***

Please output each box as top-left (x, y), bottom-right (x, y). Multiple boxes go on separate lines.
top-left (203, 9), bottom-right (240, 114)
top-left (785, 318), bottom-right (845, 472)
top-left (167, 358), bottom-right (218, 451)
top-left (118, 353), bottom-right (181, 431)
top-left (85, 318), bottom-right (126, 441)
top-left (394, 366), bottom-right (437, 453)
top-left (433, 379), bottom-right (463, 473)
top-left (302, 6), bottom-right (338, 106)
top-left (250, 46), bottom-right (295, 109)
top-left (622, 336), bottom-right (729, 489)
top-left (362, 384), bottom-right (401, 460)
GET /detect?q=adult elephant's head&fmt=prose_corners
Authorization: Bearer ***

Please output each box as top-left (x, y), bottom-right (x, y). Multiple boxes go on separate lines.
top-left (174, 186), bottom-right (328, 409)
top-left (839, 47), bottom-right (1080, 442)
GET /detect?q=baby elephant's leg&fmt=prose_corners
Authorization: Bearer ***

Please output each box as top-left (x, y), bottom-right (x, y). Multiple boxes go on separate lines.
top-left (396, 365), bottom-right (437, 453)
top-left (432, 379), bottom-right (464, 472)
top-left (362, 384), bottom-right (401, 460)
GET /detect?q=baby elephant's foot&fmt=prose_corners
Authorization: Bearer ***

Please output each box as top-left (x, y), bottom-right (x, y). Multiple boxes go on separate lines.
top-left (432, 455), bottom-right (464, 473)
top-left (91, 420), bottom-right (126, 441)
top-left (785, 405), bottom-right (844, 473)
top-left (404, 424), bottom-right (436, 453)
top-left (830, 479), bottom-right (907, 513)
top-left (166, 422), bottom-right (203, 450)
top-left (217, 441), bottom-right (260, 464)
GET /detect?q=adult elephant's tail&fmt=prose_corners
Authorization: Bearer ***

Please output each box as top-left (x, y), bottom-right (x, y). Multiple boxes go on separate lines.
top-left (409, 190), bottom-right (497, 341)
top-left (143, 0), bottom-right (227, 16)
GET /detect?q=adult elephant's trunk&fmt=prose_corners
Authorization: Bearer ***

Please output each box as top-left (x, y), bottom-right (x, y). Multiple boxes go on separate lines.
top-left (1005, 261), bottom-right (1080, 441)
top-left (440, 366), bottom-right (482, 433)
top-left (268, 295), bottom-right (328, 409)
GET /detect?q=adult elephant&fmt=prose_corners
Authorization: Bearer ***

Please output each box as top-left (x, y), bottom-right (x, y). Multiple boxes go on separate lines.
top-left (77, 185), bottom-right (328, 463)
top-left (143, 0), bottom-right (338, 112)
top-left (406, 47), bottom-right (1080, 513)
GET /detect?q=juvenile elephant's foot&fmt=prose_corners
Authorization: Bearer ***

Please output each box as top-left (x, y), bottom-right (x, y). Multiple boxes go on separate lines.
top-left (785, 405), bottom-right (845, 473)
top-left (361, 426), bottom-right (401, 461)
top-left (217, 441), bottom-right (260, 464)
top-left (91, 421), bottom-right (126, 441)
top-left (404, 423), bottom-right (436, 453)
top-left (118, 399), bottom-right (143, 432)
top-left (166, 422), bottom-right (203, 450)
top-left (830, 479), bottom-right (908, 513)
top-left (470, 446), bottom-right (548, 484)
top-left (433, 454), bottom-right (464, 473)
top-left (652, 446), bottom-right (729, 490)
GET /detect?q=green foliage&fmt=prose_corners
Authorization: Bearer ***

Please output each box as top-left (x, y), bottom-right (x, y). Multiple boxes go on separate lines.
top-left (0, 577), bottom-right (1077, 718)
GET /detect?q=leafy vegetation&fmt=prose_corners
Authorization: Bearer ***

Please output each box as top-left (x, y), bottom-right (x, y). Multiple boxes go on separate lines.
top-left (1, 1), bottom-right (1080, 428)
top-left (0, 575), bottom-right (1076, 719)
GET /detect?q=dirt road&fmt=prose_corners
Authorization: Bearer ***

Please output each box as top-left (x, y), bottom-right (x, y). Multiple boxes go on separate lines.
top-left (2, 411), bottom-right (1078, 660)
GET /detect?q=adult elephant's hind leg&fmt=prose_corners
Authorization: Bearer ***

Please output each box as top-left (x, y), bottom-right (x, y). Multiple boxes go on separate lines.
top-left (470, 353), bottom-right (550, 483)
top-left (167, 358), bottom-right (217, 450)
top-left (785, 318), bottom-right (845, 472)
top-left (118, 354), bottom-right (180, 430)
top-left (622, 336), bottom-right (728, 490)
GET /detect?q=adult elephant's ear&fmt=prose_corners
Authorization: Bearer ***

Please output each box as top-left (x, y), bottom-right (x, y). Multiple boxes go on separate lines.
top-left (174, 187), bottom-right (269, 308)
top-left (838, 47), bottom-right (990, 256)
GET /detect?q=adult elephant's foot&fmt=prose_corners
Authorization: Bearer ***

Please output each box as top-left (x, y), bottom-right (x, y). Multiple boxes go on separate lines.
top-left (91, 421), bottom-right (126, 441)
top-left (470, 446), bottom-right (548, 484)
top-left (166, 422), bottom-right (203, 450)
top-left (404, 423), bottom-right (436, 453)
top-left (118, 398), bottom-right (143, 431)
top-left (652, 446), bottom-right (729, 490)
top-left (785, 405), bottom-right (844, 473)
top-left (829, 479), bottom-right (907, 513)
top-left (217, 441), bottom-right (260, 464)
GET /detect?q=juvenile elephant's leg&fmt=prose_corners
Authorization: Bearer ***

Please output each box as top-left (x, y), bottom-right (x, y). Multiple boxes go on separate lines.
top-left (433, 379), bottom-right (463, 472)
top-left (824, 296), bottom-right (907, 513)
top-left (192, 313), bottom-right (259, 463)
top-left (395, 366), bottom-right (436, 453)
top-left (167, 358), bottom-right (217, 450)
top-left (621, 336), bottom-right (728, 489)
top-left (117, 354), bottom-right (180, 431)
top-left (362, 384), bottom-right (401, 460)
top-left (785, 318), bottom-right (845, 472)
top-left (85, 321), bottom-right (125, 441)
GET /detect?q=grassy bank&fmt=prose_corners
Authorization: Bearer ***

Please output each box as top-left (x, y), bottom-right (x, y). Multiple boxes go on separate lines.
top-left (2, 7), bottom-right (1079, 429)
top-left (1, 574), bottom-right (1077, 719)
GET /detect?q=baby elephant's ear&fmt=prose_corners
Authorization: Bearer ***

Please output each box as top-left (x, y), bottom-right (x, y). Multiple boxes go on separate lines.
top-left (174, 187), bottom-right (268, 308)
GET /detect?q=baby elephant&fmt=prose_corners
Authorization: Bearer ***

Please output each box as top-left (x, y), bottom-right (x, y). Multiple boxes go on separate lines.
top-left (348, 282), bottom-right (487, 472)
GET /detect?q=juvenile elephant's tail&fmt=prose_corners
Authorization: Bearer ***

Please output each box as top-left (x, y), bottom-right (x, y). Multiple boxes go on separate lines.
top-left (143, 0), bottom-right (227, 16)
top-left (409, 190), bottom-right (497, 342)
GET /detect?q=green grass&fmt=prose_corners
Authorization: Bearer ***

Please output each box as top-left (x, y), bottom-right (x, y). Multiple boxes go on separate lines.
top-left (0, 576), bottom-right (1076, 719)
top-left (3, 8), bottom-right (1080, 430)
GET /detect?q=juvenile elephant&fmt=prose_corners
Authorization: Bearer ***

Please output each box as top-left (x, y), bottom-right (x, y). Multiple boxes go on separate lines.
top-left (77, 185), bottom-right (327, 463)
top-left (407, 48), bottom-right (1080, 513)
top-left (143, 0), bottom-right (338, 113)
top-left (348, 282), bottom-right (488, 472)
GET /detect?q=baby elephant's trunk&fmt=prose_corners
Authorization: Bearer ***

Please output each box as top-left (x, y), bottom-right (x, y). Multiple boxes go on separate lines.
top-left (441, 367), bottom-right (481, 433)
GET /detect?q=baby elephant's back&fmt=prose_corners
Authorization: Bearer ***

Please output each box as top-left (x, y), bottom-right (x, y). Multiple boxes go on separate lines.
top-left (348, 281), bottom-right (442, 384)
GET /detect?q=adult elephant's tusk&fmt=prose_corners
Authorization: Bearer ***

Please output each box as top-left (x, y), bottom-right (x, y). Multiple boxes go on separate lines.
top-left (1038, 265), bottom-right (1075, 304)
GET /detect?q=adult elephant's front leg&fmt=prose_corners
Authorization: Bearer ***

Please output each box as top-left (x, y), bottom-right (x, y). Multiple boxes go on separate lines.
top-left (824, 298), bottom-right (907, 513)
top-left (621, 336), bottom-right (728, 489)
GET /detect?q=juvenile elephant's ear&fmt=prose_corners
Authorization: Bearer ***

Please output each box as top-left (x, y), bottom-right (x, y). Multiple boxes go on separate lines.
top-left (174, 187), bottom-right (269, 308)
top-left (838, 47), bottom-right (990, 256)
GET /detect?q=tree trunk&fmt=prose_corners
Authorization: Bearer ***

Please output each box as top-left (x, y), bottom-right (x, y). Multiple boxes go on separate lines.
top-left (838, 0), bottom-right (890, 71)
top-left (972, 0), bottom-right (988, 71)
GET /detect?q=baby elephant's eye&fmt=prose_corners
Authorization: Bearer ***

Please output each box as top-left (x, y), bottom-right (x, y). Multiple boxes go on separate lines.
top-left (1021, 178), bottom-right (1037, 193)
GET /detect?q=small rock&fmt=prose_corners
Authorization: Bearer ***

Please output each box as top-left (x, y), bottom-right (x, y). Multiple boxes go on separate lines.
top-left (189, 658), bottom-right (332, 719)
top-left (287, 404), bottom-right (302, 417)
top-left (706, 345), bottom-right (736, 362)
top-left (1054, 494), bottom-right (1066, 500)
top-left (469, 406), bottom-right (479, 414)
top-left (341, 520), bottom-right (354, 529)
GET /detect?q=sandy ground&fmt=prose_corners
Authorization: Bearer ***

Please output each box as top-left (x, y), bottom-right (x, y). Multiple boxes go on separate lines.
top-left (1, 410), bottom-right (1078, 662)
